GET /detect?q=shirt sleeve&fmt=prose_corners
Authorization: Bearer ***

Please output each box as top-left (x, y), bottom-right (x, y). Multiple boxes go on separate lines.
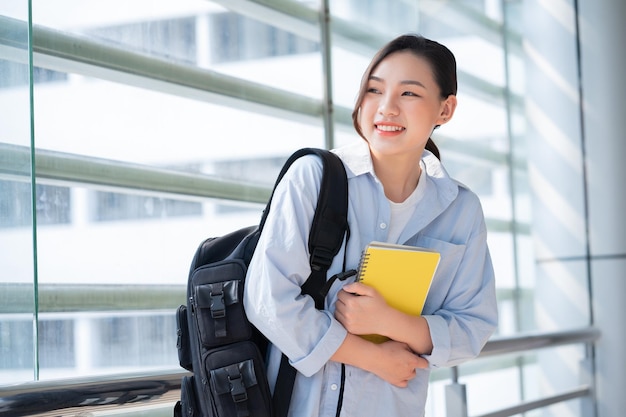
top-left (421, 195), bottom-right (498, 368)
top-left (243, 155), bottom-right (348, 377)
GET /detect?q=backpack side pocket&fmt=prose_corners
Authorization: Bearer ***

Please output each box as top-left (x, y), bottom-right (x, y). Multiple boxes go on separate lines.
top-left (176, 305), bottom-right (193, 372)
top-left (178, 375), bottom-right (199, 417)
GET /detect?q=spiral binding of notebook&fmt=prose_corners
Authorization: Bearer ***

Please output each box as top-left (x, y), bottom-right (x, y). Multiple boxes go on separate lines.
top-left (356, 250), bottom-right (370, 282)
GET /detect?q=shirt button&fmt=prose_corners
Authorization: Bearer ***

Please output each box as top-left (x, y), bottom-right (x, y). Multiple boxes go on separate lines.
top-left (330, 383), bottom-right (338, 391)
top-left (380, 222), bottom-right (387, 229)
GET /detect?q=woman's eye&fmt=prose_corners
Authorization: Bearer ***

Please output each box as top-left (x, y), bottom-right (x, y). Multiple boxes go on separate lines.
top-left (366, 87), bottom-right (381, 94)
top-left (402, 91), bottom-right (418, 97)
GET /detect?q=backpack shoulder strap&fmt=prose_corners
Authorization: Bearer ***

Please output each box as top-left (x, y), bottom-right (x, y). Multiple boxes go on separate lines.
top-left (262, 148), bottom-right (349, 417)
top-left (259, 147), bottom-right (349, 308)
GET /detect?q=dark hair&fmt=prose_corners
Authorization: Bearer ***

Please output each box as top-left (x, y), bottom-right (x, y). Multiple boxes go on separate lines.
top-left (351, 34), bottom-right (458, 160)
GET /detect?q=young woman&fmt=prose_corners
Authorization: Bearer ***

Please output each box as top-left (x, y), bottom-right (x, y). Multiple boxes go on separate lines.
top-left (244, 34), bottom-right (498, 417)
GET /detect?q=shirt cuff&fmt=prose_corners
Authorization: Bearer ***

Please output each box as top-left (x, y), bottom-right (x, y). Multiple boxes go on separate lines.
top-left (290, 313), bottom-right (348, 377)
top-left (421, 314), bottom-right (450, 368)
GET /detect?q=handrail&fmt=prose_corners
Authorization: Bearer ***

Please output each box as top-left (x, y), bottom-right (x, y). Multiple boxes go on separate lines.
top-left (0, 14), bottom-right (521, 122)
top-left (0, 14), bottom-right (330, 126)
top-left (0, 283), bottom-right (186, 314)
top-left (208, 0), bottom-right (524, 108)
top-left (466, 327), bottom-right (600, 417)
top-left (0, 371), bottom-right (185, 417)
top-left (0, 142), bottom-right (525, 235)
top-left (0, 142), bottom-right (271, 204)
top-left (473, 386), bottom-right (592, 417)
top-left (0, 327), bottom-right (600, 416)
top-left (0, 282), bottom-right (522, 314)
top-left (479, 326), bottom-right (601, 358)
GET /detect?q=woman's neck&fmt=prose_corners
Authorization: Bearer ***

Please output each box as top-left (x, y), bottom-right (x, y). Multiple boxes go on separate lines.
top-left (372, 154), bottom-right (422, 203)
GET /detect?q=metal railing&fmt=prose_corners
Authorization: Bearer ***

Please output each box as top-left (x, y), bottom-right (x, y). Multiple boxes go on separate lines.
top-left (0, 327), bottom-right (600, 417)
top-left (0, 142), bottom-right (525, 235)
top-left (446, 327), bottom-right (600, 417)
top-left (0, 12), bottom-right (523, 131)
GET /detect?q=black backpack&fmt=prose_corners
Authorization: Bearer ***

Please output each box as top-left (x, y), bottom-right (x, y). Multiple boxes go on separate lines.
top-left (175, 148), bottom-right (349, 417)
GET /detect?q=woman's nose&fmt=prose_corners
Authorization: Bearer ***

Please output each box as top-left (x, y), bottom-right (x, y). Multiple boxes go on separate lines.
top-left (378, 94), bottom-right (399, 116)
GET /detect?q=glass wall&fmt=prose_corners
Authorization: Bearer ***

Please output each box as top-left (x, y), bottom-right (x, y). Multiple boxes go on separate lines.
top-left (0, 2), bottom-right (37, 383)
top-left (0, 0), bottom-right (592, 415)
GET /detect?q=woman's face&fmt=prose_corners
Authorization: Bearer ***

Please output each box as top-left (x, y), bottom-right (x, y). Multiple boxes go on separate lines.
top-left (359, 51), bottom-right (455, 159)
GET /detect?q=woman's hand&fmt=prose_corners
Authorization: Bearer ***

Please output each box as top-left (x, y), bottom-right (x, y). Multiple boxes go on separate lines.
top-left (334, 281), bottom-right (435, 357)
top-left (331, 332), bottom-right (428, 388)
top-left (335, 282), bottom-right (390, 337)
top-left (372, 340), bottom-right (428, 387)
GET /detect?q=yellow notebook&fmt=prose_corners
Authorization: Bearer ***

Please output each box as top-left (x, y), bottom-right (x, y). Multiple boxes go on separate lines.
top-left (356, 241), bottom-right (440, 343)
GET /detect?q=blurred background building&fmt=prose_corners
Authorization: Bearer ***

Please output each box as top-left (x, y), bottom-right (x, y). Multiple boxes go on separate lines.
top-left (0, 0), bottom-right (624, 416)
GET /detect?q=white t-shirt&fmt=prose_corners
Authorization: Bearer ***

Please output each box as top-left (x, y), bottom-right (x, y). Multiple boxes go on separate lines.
top-left (387, 162), bottom-right (426, 243)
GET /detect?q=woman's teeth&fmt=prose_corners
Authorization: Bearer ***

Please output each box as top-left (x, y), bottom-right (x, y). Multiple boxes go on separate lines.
top-left (377, 125), bottom-right (404, 132)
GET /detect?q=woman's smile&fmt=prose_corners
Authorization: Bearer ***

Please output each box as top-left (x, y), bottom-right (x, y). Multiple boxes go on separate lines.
top-left (375, 122), bottom-right (406, 133)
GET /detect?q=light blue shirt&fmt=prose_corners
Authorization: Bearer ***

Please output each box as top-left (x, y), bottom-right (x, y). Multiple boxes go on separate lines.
top-left (244, 140), bottom-right (498, 417)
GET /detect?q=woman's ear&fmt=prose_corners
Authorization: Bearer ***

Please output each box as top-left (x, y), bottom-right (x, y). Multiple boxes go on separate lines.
top-left (438, 95), bottom-right (457, 125)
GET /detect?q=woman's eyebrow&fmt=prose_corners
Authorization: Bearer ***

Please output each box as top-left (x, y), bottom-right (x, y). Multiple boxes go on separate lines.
top-left (368, 75), bottom-right (426, 88)
top-left (401, 79), bottom-right (426, 88)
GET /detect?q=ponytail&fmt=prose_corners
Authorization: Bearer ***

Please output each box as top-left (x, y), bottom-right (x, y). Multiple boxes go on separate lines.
top-left (426, 138), bottom-right (441, 160)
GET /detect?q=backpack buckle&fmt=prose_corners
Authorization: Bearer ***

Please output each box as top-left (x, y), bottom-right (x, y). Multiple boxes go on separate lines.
top-left (309, 247), bottom-right (333, 272)
top-left (209, 283), bottom-right (226, 319)
top-left (228, 373), bottom-right (248, 403)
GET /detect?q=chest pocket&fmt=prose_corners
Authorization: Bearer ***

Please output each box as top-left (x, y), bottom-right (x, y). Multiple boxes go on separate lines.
top-left (407, 235), bottom-right (465, 315)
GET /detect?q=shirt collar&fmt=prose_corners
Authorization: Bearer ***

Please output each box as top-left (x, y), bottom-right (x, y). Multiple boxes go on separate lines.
top-left (334, 139), bottom-right (456, 180)
top-left (333, 139), bottom-right (461, 210)
top-left (332, 140), bottom-right (372, 178)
